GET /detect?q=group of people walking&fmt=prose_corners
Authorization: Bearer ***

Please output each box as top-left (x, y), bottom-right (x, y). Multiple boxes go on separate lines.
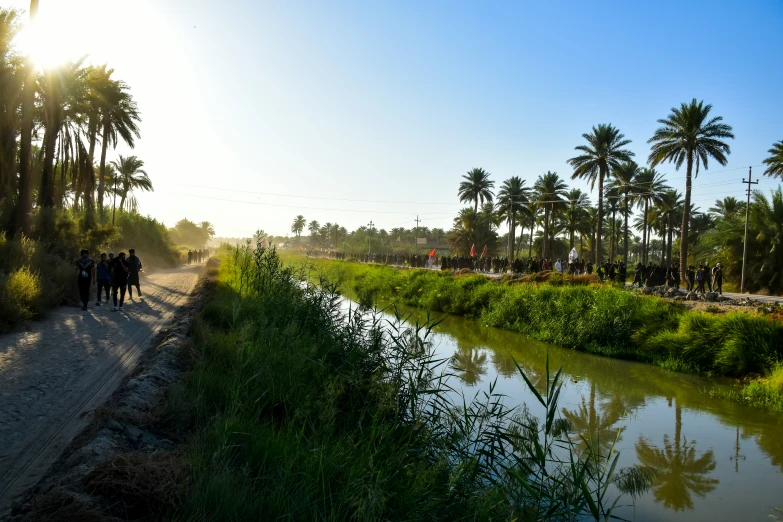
top-left (321, 249), bottom-right (725, 295)
top-left (187, 248), bottom-right (209, 264)
top-left (75, 249), bottom-right (143, 312)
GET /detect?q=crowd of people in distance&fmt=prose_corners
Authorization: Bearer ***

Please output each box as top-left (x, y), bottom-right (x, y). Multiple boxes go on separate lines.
top-left (187, 248), bottom-right (209, 265)
top-left (323, 250), bottom-right (725, 296)
top-left (74, 249), bottom-right (144, 312)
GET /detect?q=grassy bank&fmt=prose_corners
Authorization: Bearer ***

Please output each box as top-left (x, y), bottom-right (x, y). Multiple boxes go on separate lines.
top-left (165, 246), bottom-right (646, 521)
top-left (289, 256), bottom-right (783, 409)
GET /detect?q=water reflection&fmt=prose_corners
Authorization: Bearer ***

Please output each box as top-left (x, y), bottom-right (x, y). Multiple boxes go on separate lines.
top-left (561, 383), bottom-right (625, 457)
top-left (450, 346), bottom-right (488, 385)
top-left (356, 296), bottom-right (783, 520)
top-left (635, 402), bottom-right (718, 511)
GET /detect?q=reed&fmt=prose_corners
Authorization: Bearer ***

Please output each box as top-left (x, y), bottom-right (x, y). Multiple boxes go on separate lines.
top-left (169, 246), bottom-right (648, 521)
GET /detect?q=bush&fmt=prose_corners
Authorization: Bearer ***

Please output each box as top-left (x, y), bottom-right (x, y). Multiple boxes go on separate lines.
top-left (289, 256), bottom-right (783, 381)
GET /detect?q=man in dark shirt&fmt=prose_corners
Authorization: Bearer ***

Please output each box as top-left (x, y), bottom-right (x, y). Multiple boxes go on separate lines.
top-left (75, 249), bottom-right (94, 311)
top-left (111, 252), bottom-right (130, 311)
top-left (126, 248), bottom-right (143, 299)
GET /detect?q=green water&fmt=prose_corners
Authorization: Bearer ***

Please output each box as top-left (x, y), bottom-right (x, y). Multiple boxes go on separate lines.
top-left (361, 298), bottom-right (783, 521)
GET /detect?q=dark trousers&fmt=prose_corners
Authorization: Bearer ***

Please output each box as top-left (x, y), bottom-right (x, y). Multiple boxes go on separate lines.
top-left (78, 277), bottom-right (91, 307)
top-left (715, 280), bottom-right (722, 295)
top-left (687, 278), bottom-right (694, 291)
top-left (127, 282), bottom-right (141, 298)
top-left (97, 282), bottom-right (111, 302)
top-left (112, 283), bottom-right (127, 307)
top-left (697, 280), bottom-right (705, 293)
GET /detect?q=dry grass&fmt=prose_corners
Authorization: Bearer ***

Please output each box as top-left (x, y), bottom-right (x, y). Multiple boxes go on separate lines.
top-left (83, 452), bottom-right (188, 520)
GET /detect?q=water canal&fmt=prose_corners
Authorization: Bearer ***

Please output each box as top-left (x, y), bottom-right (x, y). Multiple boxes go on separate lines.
top-left (352, 297), bottom-right (783, 521)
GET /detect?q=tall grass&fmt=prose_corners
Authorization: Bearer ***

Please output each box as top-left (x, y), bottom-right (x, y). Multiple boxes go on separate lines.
top-left (168, 246), bottom-right (647, 521)
top-left (291, 256), bottom-right (783, 381)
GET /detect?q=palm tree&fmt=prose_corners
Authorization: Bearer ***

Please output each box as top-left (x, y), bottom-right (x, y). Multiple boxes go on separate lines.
top-left (659, 189), bottom-right (683, 266)
top-left (648, 99), bottom-right (734, 280)
top-left (291, 215), bottom-right (306, 245)
top-left (635, 168), bottom-right (669, 264)
top-left (13, 0), bottom-right (38, 237)
top-left (97, 79), bottom-right (140, 218)
top-left (763, 141), bottom-right (783, 179)
top-left (604, 188), bottom-right (622, 261)
top-left (525, 201), bottom-right (540, 259)
top-left (38, 59), bottom-right (89, 234)
top-left (446, 207), bottom-right (499, 257)
top-left (0, 9), bottom-right (22, 228)
top-left (496, 176), bottom-right (530, 260)
top-left (610, 161), bottom-right (639, 266)
top-left (533, 171), bottom-right (568, 259)
top-left (458, 167), bottom-right (495, 212)
top-left (568, 124), bottom-right (634, 264)
top-left (749, 187), bottom-right (783, 291)
top-left (450, 345), bottom-right (488, 386)
top-left (307, 219), bottom-right (320, 241)
top-left (563, 188), bottom-right (591, 253)
top-left (708, 197), bottom-right (745, 221)
top-left (110, 155), bottom-right (151, 218)
top-left (200, 221), bottom-right (216, 239)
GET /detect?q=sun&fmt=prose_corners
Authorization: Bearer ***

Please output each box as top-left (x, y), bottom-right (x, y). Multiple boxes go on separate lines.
top-left (13, 19), bottom-right (77, 70)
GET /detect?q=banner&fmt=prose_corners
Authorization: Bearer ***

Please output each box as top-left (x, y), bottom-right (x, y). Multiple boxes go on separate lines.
top-left (470, 244), bottom-right (476, 257)
top-left (480, 245), bottom-right (487, 258)
top-left (428, 248), bottom-right (437, 258)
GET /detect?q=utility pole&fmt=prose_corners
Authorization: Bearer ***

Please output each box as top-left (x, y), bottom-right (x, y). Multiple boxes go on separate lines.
top-left (414, 215), bottom-right (421, 249)
top-left (740, 167), bottom-right (758, 294)
top-left (367, 220), bottom-right (374, 257)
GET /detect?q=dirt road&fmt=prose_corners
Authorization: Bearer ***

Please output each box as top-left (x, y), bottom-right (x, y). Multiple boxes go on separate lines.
top-left (0, 264), bottom-right (202, 513)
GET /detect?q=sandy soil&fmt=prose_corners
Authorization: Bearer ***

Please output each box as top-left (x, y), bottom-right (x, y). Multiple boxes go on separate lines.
top-left (0, 264), bottom-right (202, 513)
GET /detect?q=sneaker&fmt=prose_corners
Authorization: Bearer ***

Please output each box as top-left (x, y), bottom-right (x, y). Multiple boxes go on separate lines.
top-left (112, 307), bottom-right (118, 311)
top-left (118, 306), bottom-right (124, 311)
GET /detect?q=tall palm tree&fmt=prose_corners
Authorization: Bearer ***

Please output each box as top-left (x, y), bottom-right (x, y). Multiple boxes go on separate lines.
top-left (659, 189), bottom-right (683, 266)
top-left (610, 161), bottom-right (639, 266)
top-left (525, 201), bottom-right (540, 259)
top-left (97, 79), bottom-right (140, 218)
top-left (38, 59), bottom-right (89, 235)
top-left (604, 187), bottom-right (622, 261)
top-left (634, 168), bottom-right (669, 264)
top-left (291, 215), bottom-right (306, 245)
top-left (762, 141), bottom-right (783, 179)
top-left (563, 188), bottom-right (591, 253)
top-left (13, 0), bottom-right (38, 237)
top-left (458, 167), bottom-right (495, 212)
top-left (0, 9), bottom-right (22, 228)
top-left (110, 155), bottom-right (151, 217)
top-left (568, 124), bottom-right (634, 264)
top-left (496, 176), bottom-right (530, 260)
top-left (648, 99), bottom-right (734, 279)
top-left (533, 171), bottom-right (568, 259)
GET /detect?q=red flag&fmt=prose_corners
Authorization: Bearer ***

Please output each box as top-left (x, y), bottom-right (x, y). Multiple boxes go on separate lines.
top-left (480, 245), bottom-right (487, 258)
top-left (470, 244), bottom-right (476, 257)
top-left (428, 248), bottom-right (437, 258)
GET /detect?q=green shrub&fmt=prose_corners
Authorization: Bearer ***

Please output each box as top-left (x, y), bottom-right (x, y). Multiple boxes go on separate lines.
top-left (0, 267), bottom-right (41, 322)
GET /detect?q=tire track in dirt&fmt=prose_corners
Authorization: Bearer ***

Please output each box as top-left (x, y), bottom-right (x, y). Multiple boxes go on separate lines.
top-left (0, 264), bottom-right (202, 513)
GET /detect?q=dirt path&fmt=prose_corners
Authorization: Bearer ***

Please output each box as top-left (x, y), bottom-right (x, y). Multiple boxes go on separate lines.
top-left (0, 264), bottom-right (202, 514)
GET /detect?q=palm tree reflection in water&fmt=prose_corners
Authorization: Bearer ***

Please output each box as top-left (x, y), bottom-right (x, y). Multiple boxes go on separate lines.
top-left (450, 345), bottom-right (488, 386)
top-left (635, 400), bottom-right (718, 511)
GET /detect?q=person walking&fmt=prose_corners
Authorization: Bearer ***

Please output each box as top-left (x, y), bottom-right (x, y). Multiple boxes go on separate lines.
top-left (704, 263), bottom-right (713, 292)
top-left (696, 265), bottom-right (706, 294)
top-left (75, 249), bottom-right (94, 311)
top-left (111, 252), bottom-right (130, 311)
top-left (95, 253), bottom-right (112, 306)
top-left (126, 248), bottom-right (143, 299)
top-left (686, 265), bottom-right (695, 292)
top-left (187, 249), bottom-right (193, 265)
top-left (713, 263), bottom-right (723, 295)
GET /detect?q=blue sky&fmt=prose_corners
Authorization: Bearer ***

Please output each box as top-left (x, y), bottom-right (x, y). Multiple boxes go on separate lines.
top-left (11, 0), bottom-right (783, 237)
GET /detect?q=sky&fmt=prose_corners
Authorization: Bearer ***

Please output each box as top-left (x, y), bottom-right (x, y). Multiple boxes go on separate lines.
top-left (8, 0), bottom-right (783, 238)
